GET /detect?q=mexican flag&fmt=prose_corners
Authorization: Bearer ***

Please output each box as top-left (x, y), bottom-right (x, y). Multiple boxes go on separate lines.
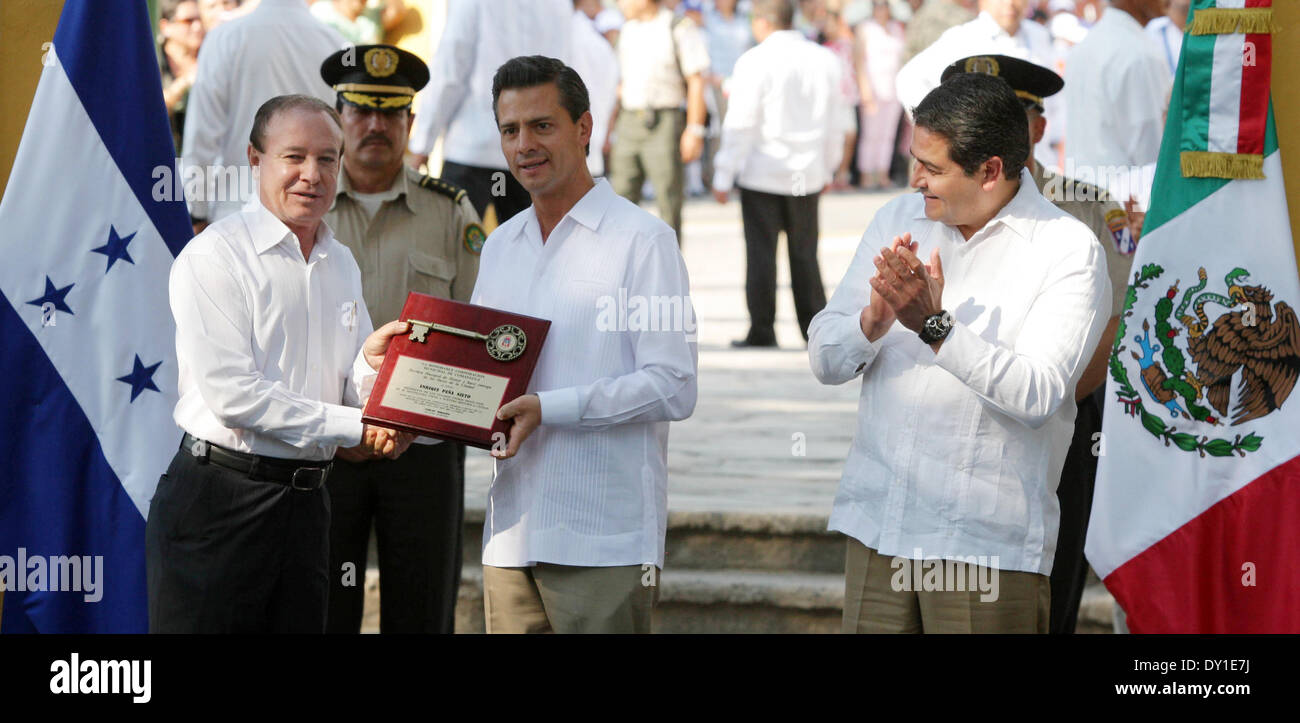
top-left (1086, 0), bottom-right (1299, 632)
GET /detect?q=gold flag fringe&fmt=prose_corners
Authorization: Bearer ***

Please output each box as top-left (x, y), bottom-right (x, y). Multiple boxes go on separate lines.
top-left (1190, 7), bottom-right (1277, 35)
top-left (1180, 151), bottom-right (1266, 179)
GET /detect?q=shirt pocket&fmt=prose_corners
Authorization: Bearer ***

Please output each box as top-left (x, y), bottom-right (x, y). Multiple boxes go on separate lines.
top-left (407, 250), bottom-right (455, 300)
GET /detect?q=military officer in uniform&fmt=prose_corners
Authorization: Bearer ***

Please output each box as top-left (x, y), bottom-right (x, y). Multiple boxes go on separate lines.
top-left (941, 55), bottom-right (1138, 634)
top-left (320, 45), bottom-right (484, 633)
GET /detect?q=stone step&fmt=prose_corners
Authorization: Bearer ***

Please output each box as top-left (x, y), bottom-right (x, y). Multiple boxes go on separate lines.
top-left (462, 508), bottom-right (846, 573)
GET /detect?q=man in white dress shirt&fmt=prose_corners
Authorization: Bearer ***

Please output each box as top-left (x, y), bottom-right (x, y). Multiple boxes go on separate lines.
top-left (1064, 0), bottom-right (1171, 210)
top-left (407, 0), bottom-right (574, 226)
top-left (472, 56), bottom-right (698, 634)
top-left (148, 95), bottom-right (413, 633)
top-left (895, 0), bottom-right (1060, 166)
top-left (183, 0), bottom-right (345, 227)
top-left (1145, 0), bottom-right (1189, 75)
top-left (807, 72), bottom-right (1110, 633)
top-left (711, 0), bottom-right (848, 348)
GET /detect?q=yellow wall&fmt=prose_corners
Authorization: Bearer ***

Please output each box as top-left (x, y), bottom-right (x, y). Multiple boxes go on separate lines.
top-left (0, 0), bottom-right (65, 201)
top-left (1274, 0), bottom-right (1300, 264)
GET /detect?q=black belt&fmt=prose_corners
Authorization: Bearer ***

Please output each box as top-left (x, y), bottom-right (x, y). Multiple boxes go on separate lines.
top-left (180, 433), bottom-right (332, 491)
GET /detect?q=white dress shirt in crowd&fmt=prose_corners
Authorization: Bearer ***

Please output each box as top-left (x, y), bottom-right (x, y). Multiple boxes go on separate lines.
top-left (616, 7), bottom-right (711, 110)
top-left (408, 0), bottom-right (573, 167)
top-left (470, 180), bottom-right (698, 569)
top-left (895, 11), bottom-right (1055, 113)
top-left (1145, 15), bottom-right (1183, 77)
top-left (711, 30), bottom-right (848, 196)
top-left (1064, 7), bottom-right (1171, 209)
top-left (895, 11), bottom-right (1059, 166)
top-left (182, 0), bottom-right (344, 222)
top-left (807, 169), bottom-right (1110, 575)
top-left (170, 198), bottom-right (374, 462)
top-left (570, 10), bottom-right (620, 177)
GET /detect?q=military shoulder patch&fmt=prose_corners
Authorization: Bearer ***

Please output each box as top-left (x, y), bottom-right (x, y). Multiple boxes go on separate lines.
top-left (418, 175), bottom-right (468, 204)
top-left (463, 223), bottom-right (486, 255)
top-left (1105, 207), bottom-right (1136, 255)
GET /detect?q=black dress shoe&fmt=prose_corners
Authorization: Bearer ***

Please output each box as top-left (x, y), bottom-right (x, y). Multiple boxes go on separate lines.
top-left (730, 336), bottom-right (778, 348)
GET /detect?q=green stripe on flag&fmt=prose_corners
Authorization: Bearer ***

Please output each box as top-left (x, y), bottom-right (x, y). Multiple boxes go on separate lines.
top-left (1143, 2), bottom-right (1279, 236)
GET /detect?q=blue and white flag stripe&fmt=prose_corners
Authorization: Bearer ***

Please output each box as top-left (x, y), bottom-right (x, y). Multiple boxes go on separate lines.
top-left (0, 0), bottom-right (190, 633)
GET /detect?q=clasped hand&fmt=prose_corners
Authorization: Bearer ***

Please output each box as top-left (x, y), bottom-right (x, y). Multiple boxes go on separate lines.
top-left (860, 232), bottom-right (946, 342)
top-left (337, 319), bottom-right (418, 462)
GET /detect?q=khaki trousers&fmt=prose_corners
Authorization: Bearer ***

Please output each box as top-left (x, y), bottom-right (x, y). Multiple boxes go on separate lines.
top-left (609, 108), bottom-right (686, 243)
top-left (842, 538), bottom-right (1050, 634)
top-left (482, 563), bottom-right (659, 634)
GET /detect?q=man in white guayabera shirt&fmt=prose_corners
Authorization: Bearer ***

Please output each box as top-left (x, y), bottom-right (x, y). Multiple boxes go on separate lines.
top-left (807, 72), bottom-right (1110, 633)
top-left (470, 56), bottom-right (698, 634)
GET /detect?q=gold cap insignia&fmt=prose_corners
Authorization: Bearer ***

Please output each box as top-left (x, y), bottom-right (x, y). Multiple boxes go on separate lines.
top-left (963, 56), bottom-right (1000, 76)
top-left (364, 47), bottom-right (399, 78)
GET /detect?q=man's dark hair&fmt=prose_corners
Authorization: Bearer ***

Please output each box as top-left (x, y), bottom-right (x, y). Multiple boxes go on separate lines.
top-left (491, 55), bottom-right (590, 124)
top-left (751, 0), bottom-right (796, 28)
top-left (249, 94), bottom-right (343, 152)
top-left (912, 72), bottom-right (1029, 180)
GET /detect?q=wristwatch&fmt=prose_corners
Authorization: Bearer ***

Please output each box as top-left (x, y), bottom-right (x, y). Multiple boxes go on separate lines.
top-left (918, 310), bottom-right (953, 344)
top-left (685, 123), bottom-right (707, 138)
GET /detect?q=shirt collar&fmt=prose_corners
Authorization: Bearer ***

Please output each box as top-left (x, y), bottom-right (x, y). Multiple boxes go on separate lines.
top-left (983, 167), bottom-right (1040, 240)
top-left (243, 196), bottom-right (336, 259)
top-left (910, 167), bottom-right (1039, 240)
top-left (515, 179), bottom-right (613, 245)
top-left (334, 165), bottom-right (414, 214)
top-left (763, 30), bottom-right (805, 45)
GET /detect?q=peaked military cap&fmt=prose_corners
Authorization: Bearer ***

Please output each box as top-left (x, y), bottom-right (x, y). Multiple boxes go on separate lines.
top-left (940, 54), bottom-right (1064, 113)
top-left (320, 44), bottom-right (429, 112)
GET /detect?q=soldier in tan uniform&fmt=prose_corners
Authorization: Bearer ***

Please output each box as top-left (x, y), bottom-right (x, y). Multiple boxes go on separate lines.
top-left (320, 45), bottom-right (483, 634)
top-left (942, 54), bottom-right (1139, 634)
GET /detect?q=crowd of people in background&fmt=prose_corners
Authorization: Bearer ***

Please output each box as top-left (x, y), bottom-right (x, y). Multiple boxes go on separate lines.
top-left (140, 0), bottom-right (1195, 635)
top-left (158, 0), bottom-right (1191, 205)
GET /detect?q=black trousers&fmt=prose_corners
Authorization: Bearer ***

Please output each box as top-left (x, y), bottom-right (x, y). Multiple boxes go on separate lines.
top-left (440, 160), bottom-right (532, 225)
top-left (1050, 389), bottom-right (1103, 634)
top-left (145, 447), bottom-right (330, 633)
top-left (738, 187), bottom-right (828, 341)
top-left (325, 442), bottom-right (464, 634)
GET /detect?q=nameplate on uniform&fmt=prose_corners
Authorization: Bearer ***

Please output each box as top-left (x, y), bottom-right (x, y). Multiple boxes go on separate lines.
top-left (362, 292), bottom-right (551, 449)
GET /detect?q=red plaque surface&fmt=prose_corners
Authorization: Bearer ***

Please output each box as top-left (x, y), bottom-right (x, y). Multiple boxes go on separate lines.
top-left (362, 292), bottom-right (551, 449)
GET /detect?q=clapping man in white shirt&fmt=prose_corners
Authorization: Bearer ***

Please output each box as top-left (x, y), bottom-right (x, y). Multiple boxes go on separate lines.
top-left (711, 0), bottom-right (848, 348)
top-left (471, 56), bottom-right (699, 634)
top-left (808, 73), bottom-right (1110, 633)
top-left (149, 95), bottom-right (414, 633)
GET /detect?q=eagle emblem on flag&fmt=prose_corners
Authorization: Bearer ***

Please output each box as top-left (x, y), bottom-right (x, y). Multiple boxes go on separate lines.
top-left (1109, 264), bottom-right (1300, 457)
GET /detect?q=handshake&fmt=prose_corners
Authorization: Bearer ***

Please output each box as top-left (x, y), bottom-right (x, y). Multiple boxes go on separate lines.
top-left (337, 424), bottom-right (416, 463)
top-left (337, 318), bottom-right (420, 463)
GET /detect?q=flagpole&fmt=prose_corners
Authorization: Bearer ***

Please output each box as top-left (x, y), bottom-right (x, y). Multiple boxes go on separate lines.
top-left (1275, 0), bottom-right (1300, 272)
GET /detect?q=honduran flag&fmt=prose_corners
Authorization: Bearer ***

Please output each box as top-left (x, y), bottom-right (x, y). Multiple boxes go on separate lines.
top-left (0, 0), bottom-right (191, 632)
top-left (1086, 0), bottom-right (1299, 632)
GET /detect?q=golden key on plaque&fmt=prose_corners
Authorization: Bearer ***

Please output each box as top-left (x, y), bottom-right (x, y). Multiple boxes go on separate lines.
top-left (407, 319), bottom-right (527, 362)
